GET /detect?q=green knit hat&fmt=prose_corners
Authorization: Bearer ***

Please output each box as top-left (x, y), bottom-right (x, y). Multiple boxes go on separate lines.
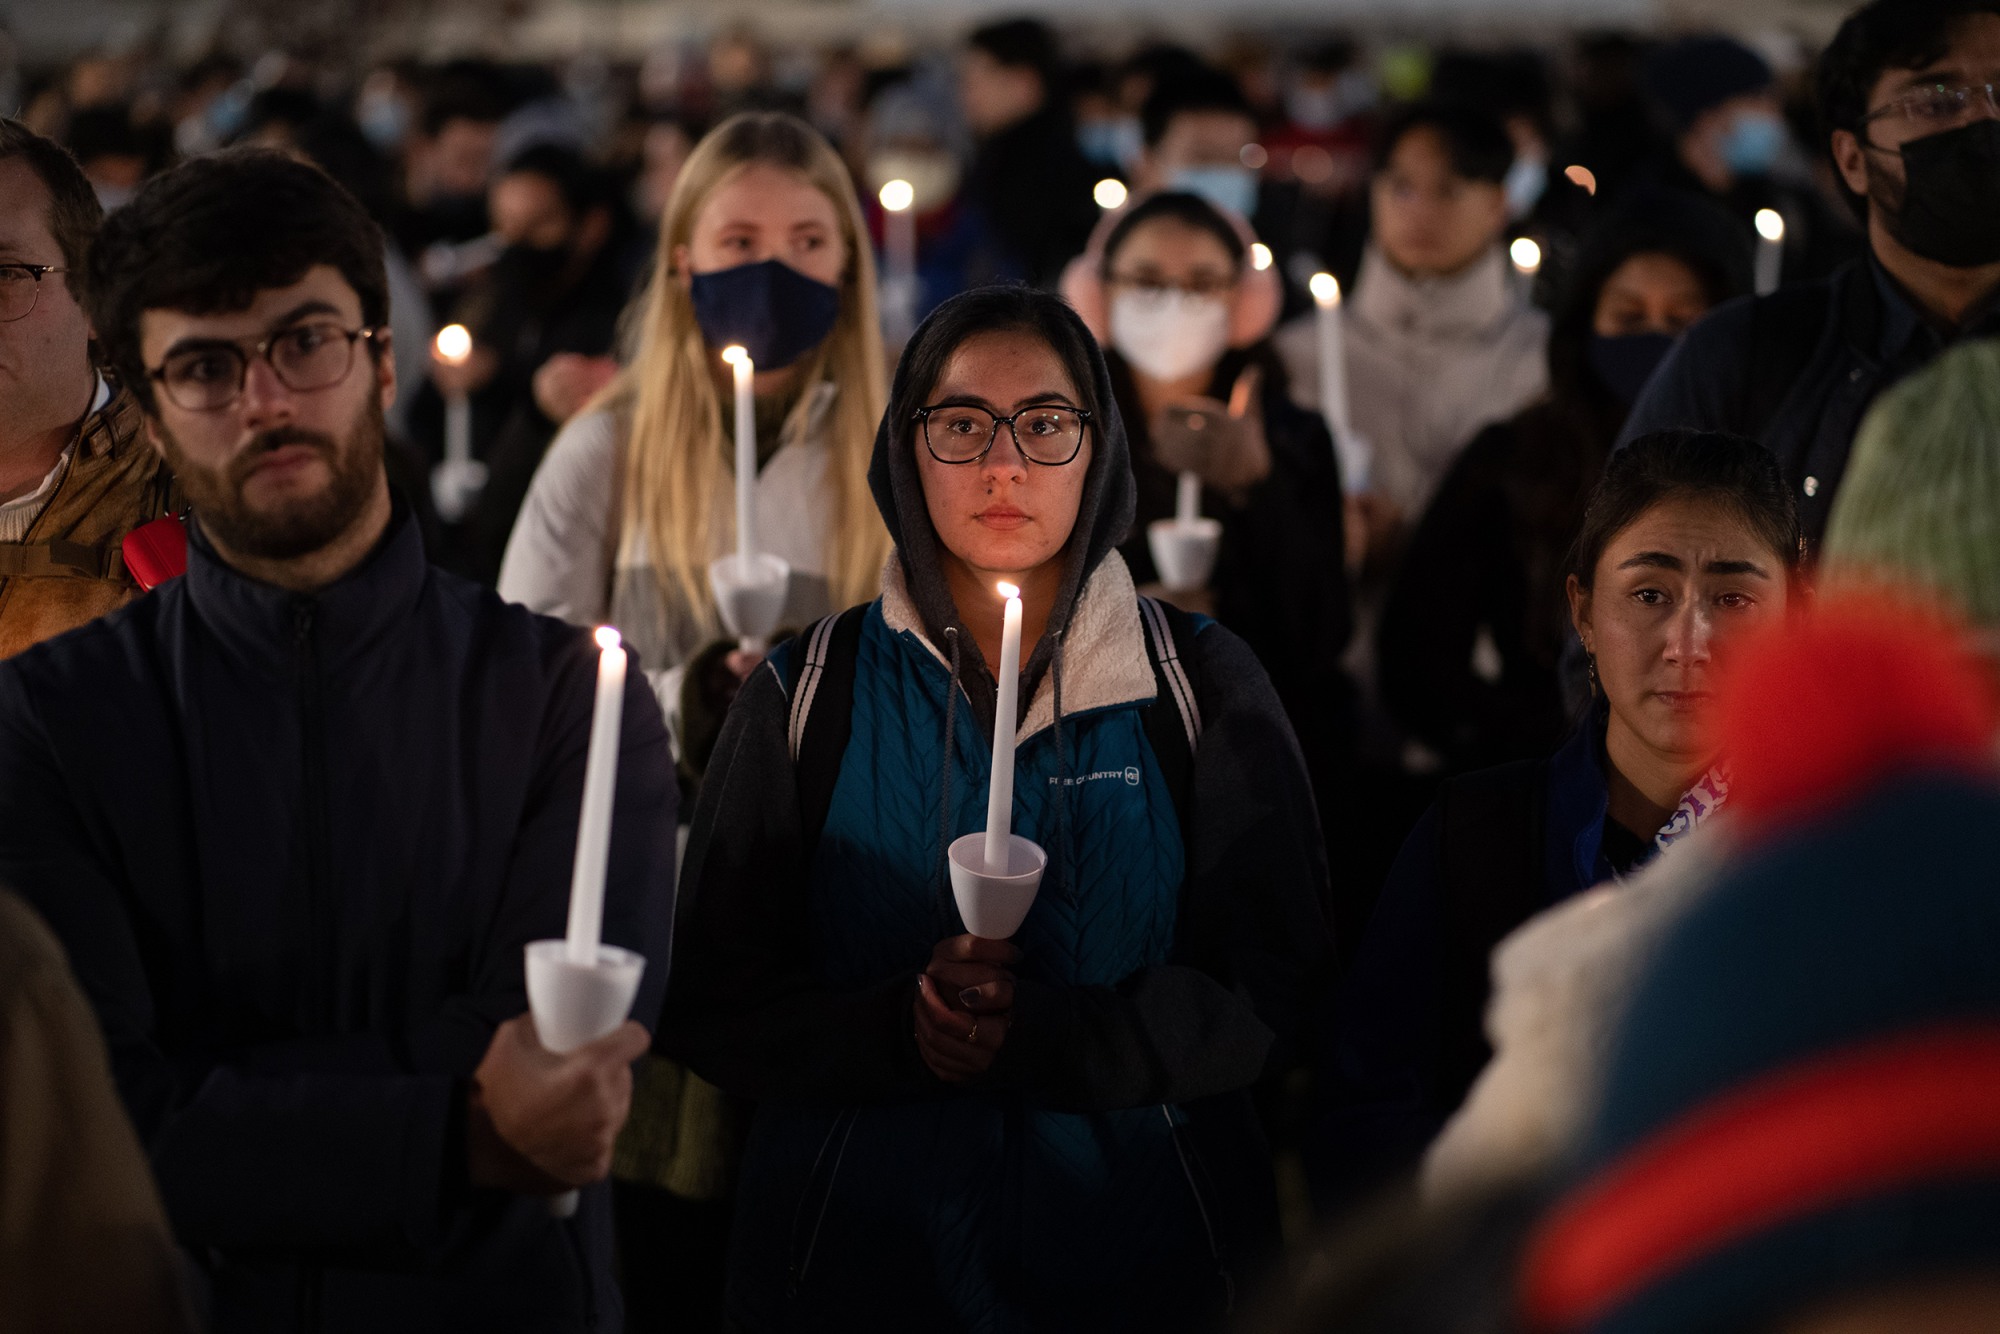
top-left (1823, 338), bottom-right (2000, 630)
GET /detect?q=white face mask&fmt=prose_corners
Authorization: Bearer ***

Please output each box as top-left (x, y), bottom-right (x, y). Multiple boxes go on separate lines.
top-left (1108, 289), bottom-right (1232, 383)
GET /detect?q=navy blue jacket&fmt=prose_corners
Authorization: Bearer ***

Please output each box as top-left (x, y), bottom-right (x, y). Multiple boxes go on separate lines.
top-left (0, 505), bottom-right (676, 1333)
top-left (1309, 713), bottom-right (1628, 1207)
top-left (1619, 256), bottom-right (2000, 541)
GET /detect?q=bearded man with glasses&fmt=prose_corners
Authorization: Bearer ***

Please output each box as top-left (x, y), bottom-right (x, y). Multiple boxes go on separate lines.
top-left (0, 119), bottom-right (177, 657)
top-left (0, 148), bottom-right (678, 1332)
top-left (1619, 0), bottom-right (2000, 543)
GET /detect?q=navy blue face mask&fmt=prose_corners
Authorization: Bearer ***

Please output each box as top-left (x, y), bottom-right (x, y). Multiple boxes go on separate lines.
top-left (1587, 332), bottom-right (1677, 409)
top-left (688, 258), bottom-right (842, 370)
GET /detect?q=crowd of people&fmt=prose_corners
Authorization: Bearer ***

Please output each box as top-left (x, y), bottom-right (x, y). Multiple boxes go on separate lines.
top-left (3, 0), bottom-right (2000, 1330)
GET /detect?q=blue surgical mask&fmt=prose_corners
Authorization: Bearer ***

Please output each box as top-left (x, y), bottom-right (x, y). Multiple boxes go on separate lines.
top-left (1587, 332), bottom-right (1677, 409)
top-left (1078, 117), bottom-right (1144, 172)
top-left (688, 259), bottom-right (842, 370)
top-left (1505, 153), bottom-right (1549, 219)
top-left (1170, 165), bottom-right (1259, 220)
top-left (1720, 109), bottom-right (1786, 178)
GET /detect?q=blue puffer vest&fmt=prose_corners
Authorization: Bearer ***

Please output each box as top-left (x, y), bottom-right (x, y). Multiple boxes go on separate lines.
top-left (729, 597), bottom-right (1230, 1333)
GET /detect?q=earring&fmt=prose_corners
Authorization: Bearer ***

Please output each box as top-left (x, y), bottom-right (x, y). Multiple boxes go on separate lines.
top-left (1587, 655), bottom-right (1598, 696)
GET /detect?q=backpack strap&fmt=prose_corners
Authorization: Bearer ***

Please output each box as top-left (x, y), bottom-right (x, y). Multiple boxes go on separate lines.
top-left (1138, 596), bottom-right (1203, 839)
top-left (1432, 759), bottom-right (1548, 1114)
top-left (783, 604), bottom-right (869, 849)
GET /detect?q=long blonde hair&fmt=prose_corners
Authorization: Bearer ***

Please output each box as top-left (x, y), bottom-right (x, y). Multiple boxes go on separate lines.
top-left (604, 112), bottom-right (889, 632)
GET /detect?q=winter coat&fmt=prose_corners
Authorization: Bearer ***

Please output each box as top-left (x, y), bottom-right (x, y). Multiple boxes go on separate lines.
top-left (1275, 245), bottom-right (1549, 521)
top-left (660, 291), bottom-right (1334, 1332)
top-left (0, 502), bottom-right (677, 1333)
top-left (0, 381), bottom-right (176, 658)
top-left (1308, 707), bottom-right (1645, 1208)
top-left (1619, 256), bottom-right (2000, 542)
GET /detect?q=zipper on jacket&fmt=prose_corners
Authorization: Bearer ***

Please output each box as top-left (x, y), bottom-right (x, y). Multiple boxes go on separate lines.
top-left (788, 1109), bottom-right (859, 1291)
top-left (292, 600), bottom-right (333, 1027)
top-left (1160, 1104), bottom-right (1234, 1314)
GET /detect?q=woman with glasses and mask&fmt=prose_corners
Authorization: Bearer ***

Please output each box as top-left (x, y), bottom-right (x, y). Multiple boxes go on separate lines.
top-left (1062, 190), bottom-right (1354, 912)
top-left (661, 286), bottom-right (1333, 1331)
top-left (496, 111), bottom-right (888, 1333)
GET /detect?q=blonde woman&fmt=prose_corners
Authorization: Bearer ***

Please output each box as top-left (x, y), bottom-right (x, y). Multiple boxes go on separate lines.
top-left (497, 112), bottom-right (888, 1332)
top-left (500, 112), bottom-right (889, 774)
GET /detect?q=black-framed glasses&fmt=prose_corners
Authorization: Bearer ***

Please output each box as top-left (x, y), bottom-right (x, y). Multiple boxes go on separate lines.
top-left (0, 263), bottom-right (70, 323)
top-left (147, 321), bottom-right (385, 412)
top-left (915, 402), bottom-right (1091, 466)
top-left (1861, 80), bottom-right (2000, 140)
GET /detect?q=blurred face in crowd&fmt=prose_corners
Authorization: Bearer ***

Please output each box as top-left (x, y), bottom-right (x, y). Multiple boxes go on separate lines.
top-left (429, 114), bottom-right (499, 199)
top-left (916, 328), bottom-right (1091, 590)
top-left (0, 156), bottom-right (95, 469)
top-left (1831, 13), bottom-right (2000, 259)
top-left (138, 265), bottom-right (392, 567)
top-left (959, 50), bottom-right (1045, 136)
top-left (1592, 252), bottom-right (1711, 337)
top-left (675, 161), bottom-right (846, 290)
top-left (489, 170), bottom-right (578, 251)
top-left (1102, 215), bottom-right (1239, 385)
top-left (1371, 125), bottom-right (1510, 278)
top-left (634, 120), bottom-right (695, 223)
top-left (1681, 89), bottom-right (1787, 189)
top-left (1569, 496), bottom-right (1791, 781)
top-left (1143, 108), bottom-right (1259, 186)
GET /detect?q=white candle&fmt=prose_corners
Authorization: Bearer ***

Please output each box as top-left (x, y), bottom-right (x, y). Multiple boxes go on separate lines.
top-left (434, 324), bottom-right (473, 466)
top-left (722, 345), bottom-right (756, 562)
top-left (1176, 470), bottom-right (1201, 524)
top-left (1755, 209), bottom-right (1786, 297)
top-left (566, 626), bottom-right (627, 965)
top-left (1309, 272), bottom-right (1368, 492)
top-left (983, 582), bottom-right (1024, 875)
top-left (881, 179), bottom-right (917, 287)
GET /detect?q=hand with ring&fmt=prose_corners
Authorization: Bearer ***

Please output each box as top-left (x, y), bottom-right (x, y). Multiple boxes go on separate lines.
top-left (913, 934), bottom-right (1016, 1083)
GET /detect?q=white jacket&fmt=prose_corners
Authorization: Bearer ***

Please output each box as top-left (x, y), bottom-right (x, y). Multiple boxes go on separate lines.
top-left (1278, 245), bottom-right (1548, 519)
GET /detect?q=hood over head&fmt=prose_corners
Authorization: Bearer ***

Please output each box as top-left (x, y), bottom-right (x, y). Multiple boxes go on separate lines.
top-left (867, 284), bottom-right (1137, 714)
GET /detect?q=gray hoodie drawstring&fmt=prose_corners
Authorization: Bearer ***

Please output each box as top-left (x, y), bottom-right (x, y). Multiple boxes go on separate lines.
top-left (1051, 631), bottom-right (1075, 903)
top-left (936, 626), bottom-right (963, 931)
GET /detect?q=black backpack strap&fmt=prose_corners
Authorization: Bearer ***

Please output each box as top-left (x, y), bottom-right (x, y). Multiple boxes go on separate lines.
top-left (783, 604), bottom-right (869, 850)
top-left (1137, 596), bottom-right (1202, 839)
top-left (1432, 759), bottom-right (1548, 1113)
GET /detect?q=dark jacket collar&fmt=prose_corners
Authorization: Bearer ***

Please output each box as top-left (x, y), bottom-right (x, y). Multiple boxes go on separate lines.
top-left (183, 496), bottom-right (427, 677)
top-left (1544, 700), bottom-right (1615, 895)
top-left (1863, 253), bottom-right (2000, 364)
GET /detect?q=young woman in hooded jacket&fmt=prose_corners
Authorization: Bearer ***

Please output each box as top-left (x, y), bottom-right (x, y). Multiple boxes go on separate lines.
top-left (660, 286), bottom-right (1334, 1332)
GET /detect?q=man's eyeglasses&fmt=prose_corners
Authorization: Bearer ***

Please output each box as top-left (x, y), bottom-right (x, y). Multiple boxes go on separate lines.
top-left (1862, 81), bottom-right (2000, 141)
top-left (915, 402), bottom-right (1091, 467)
top-left (147, 321), bottom-right (385, 412)
top-left (0, 263), bottom-right (70, 324)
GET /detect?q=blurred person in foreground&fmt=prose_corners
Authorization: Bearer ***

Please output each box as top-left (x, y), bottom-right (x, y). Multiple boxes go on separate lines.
top-left (1517, 606), bottom-right (2000, 1333)
top-left (1315, 431), bottom-right (1800, 1212)
top-left (0, 149), bottom-right (676, 1332)
top-left (1378, 191), bottom-right (1753, 774)
top-left (1622, 0), bottom-right (2000, 541)
top-left (0, 887), bottom-right (191, 1334)
top-left (1426, 338), bottom-right (2000, 1203)
top-left (0, 117), bottom-right (175, 658)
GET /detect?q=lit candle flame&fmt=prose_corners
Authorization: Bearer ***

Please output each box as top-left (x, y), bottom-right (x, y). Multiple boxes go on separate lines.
top-left (720, 345), bottom-right (749, 367)
top-left (594, 626), bottom-right (622, 651)
top-left (1309, 272), bottom-right (1341, 306)
top-left (1756, 208), bottom-right (1786, 243)
top-left (434, 323), bottom-right (472, 364)
top-left (1564, 164), bottom-right (1598, 196)
top-left (996, 581), bottom-right (1020, 600)
top-left (1510, 237), bottom-right (1543, 275)
top-left (1249, 242), bottom-right (1273, 272)
top-left (879, 179), bottom-right (915, 212)
top-left (1093, 178), bottom-right (1128, 211)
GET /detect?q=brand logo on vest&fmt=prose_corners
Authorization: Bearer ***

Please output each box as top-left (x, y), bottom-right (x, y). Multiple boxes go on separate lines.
top-left (1050, 765), bottom-right (1145, 790)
